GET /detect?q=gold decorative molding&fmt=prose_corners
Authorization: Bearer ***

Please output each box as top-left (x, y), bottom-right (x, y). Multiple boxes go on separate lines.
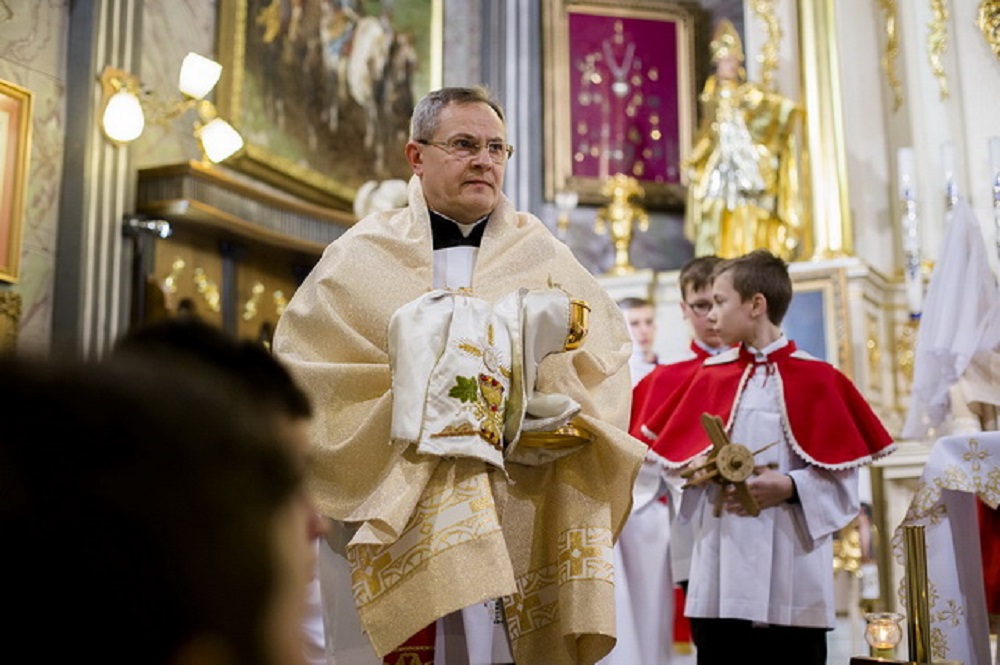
top-left (895, 318), bottom-right (919, 391)
top-left (978, 0), bottom-right (1000, 59)
top-left (242, 281), bottom-right (264, 321)
top-left (876, 0), bottom-right (903, 112)
top-left (928, 0), bottom-right (950, 100)
top-left (866, 313), bottom-right (882, 393)
top-left (750, 0), bottom-right (782, 91)
top-left (273, 289), bottom-right (288, 318)
top-left (0, 290), bottom-right (21, 353)
top-left (193, 267), bottom-right (221, 313)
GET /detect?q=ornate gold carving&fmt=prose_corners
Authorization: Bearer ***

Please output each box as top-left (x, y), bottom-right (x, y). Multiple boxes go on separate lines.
top-left (0, 290), bottom-right (22, 353)
top-left (979, 0), bottom-right (1000, 59)
top-left (896, 317), bottom-right (919, 390)
top-left (928, 0), bottom-right (950, 100)
top-left (834, 518), bottom-right (863, 577)
top-left (866, 314), bottom-right (882, 392)
top-left (876, 0), bottom-right (904, 111)
top-left (594, 174), bottom-right (648, 276)
top-left (242, 281), bottom-right (264, 321)
top-left (162, 257), bottom-right (185, 294)
top-left (193, 267), bottom-right (221, 313)
top-left (273, 289), bottom-right (287, 317)
top-left (750, 0), bottom-right (782, 91)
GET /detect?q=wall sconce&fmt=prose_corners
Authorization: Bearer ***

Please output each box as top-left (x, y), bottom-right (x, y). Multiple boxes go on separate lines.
top-left (99, 52), bottom-right (244, 164)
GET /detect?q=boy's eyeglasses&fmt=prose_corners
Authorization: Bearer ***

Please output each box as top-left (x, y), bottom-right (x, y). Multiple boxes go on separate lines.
top-left (685, 301), bottom-right (712, 317)
top-left (418, 137), bottom-right (515, 163)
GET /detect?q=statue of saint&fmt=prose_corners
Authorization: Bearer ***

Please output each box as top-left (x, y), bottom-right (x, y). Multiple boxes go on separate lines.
top-left (683, 20), bottom-right (803, 260)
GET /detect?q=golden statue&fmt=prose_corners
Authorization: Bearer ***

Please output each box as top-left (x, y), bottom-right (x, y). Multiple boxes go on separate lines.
top-left (683, 20), bottom-right (803, 260)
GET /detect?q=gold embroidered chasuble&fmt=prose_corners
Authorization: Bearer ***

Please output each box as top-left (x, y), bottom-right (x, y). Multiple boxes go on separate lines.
top-left (273, 176), bottom-right (645, 664)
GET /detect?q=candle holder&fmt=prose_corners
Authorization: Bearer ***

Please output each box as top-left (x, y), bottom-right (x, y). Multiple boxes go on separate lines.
top-left (863, 611), bottom-right (905, 659)
top-left (593, 173), bottom-right (649, 276)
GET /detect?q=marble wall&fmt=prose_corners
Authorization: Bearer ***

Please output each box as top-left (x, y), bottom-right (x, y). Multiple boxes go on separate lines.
top-left (0, 0), bottom-right (69, 354)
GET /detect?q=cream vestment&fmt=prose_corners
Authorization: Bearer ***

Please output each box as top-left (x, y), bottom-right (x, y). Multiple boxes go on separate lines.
top-left (273, 176), bottom-right (645, 664)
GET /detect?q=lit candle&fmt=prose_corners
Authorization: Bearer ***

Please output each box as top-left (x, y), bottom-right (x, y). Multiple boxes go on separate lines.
top-left (898, 147), bottom-right (916, 201)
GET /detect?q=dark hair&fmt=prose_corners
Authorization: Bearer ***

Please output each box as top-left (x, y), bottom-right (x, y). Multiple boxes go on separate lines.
top-left (679, 255), bottom-right (724, 299)
top-left (410, 86), bottom-right (506, 141)
top-left (714, 249), bottom-right (793, 325)
top-left (0, 356), bottom-right (301, 665)
top-left (617, 296), bottom-right (653, 311)
top-left (112, 317), bottom-right (312, 420)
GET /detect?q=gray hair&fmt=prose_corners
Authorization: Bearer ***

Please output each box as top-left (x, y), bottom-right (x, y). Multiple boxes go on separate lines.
top-left (409, 86), bottom-right (506, 141)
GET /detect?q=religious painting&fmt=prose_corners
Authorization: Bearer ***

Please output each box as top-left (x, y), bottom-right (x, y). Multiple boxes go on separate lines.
top-left (0, 79), bottom-right (31, 283)
top-left (785, 264), bottom-right (852, 376)
top-left (543, 1), bottom-right (696, 210)
top-left (216, 0), bottom-right (442, 211)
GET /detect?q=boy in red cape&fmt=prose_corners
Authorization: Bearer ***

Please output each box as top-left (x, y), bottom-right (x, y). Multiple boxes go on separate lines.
top-left (631, 256), bottom-right (727, 438)
top-left (639, 250), bottom-right (895, 665)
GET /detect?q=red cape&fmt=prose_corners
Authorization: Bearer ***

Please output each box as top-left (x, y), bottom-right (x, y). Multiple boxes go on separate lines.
top-left (643, 342), bottom-right (896, 469)
top-left (629, 341), bottom-right (711, 438)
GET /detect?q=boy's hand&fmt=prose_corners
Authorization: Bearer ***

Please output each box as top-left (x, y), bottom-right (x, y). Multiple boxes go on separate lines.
top-left (722, 466), bottom-right (795, 515)
top-left (683, 453), bottom-right (712, 484)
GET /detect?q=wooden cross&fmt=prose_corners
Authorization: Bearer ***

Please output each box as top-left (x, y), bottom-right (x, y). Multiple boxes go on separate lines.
top-left (680, 413), bottom-right (778, 517)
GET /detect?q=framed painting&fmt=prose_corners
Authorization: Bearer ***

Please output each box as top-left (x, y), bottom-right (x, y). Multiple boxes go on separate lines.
top-left (786, 263), bottom-right (852, 376)
top-left (216, 0), bottom-right (442, 211)
top-left (0, 79), bottom-right (31, 283)
top-left (543, 0), bottom-right (696, 210)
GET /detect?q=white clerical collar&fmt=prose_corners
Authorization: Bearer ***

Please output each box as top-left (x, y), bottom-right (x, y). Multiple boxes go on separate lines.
top-left (432, 210), bottom-right (489, 238)
top-left (747, 334), bottom-right (788, 360)
top-left (695, 339), bottom-right (728, 356)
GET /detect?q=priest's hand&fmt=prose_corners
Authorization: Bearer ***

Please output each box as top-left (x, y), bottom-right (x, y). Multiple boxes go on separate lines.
top-left (722, 466), bottom-right (795, 515)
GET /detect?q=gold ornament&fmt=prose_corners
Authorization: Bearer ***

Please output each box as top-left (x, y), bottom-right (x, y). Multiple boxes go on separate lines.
top-left (710, 19), bottom-right (745, 63)
top-left (979, 0), bottom-right (1000, 59)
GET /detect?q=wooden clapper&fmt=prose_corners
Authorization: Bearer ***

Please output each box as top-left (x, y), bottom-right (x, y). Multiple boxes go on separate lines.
top-left (680, 413), bottom-right (778, 517)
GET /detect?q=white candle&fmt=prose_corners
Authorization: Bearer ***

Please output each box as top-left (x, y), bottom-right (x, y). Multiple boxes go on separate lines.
top-left (990, 137), bottom-right (1000, 174)
top-left (941, 141), bottom-right (955, 179)
top-left (898, 147), bottom-right (915, 200)
top-left (906, 271), bottom-right (923, 317)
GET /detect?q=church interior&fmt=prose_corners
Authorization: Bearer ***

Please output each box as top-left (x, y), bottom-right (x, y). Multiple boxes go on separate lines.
top-left (1, 1), bottom-right (998, 662)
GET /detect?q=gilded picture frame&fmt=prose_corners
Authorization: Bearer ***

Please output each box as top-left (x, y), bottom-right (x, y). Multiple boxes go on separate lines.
top-left (0, 79), bottom-right (32, 283)
top-left (216, 0), bottom-right (442, 211)
top-left (543, 0), bottom-right (696, 210)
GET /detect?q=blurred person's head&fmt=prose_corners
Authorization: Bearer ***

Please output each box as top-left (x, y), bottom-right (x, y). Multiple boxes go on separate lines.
top-left (0, 356), bottom-right (310, 665)
top-left (618, 296), bottom-right (657, 363)
top-left (112, 317), bottom-right (327, 557)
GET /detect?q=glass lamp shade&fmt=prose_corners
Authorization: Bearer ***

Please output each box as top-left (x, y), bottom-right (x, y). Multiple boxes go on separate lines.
top-left (102, 89), bottom-right (145, 143)
top-left (864, 612), bottom-right (905, 652)
top-left (178, 52), bottom-right (223, 99)
top-left (199, 118), bottom-right (244, 163)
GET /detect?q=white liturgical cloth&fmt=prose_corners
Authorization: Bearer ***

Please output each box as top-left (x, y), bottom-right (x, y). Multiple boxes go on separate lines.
top-left (892, 431), bottom-right (1000, 665)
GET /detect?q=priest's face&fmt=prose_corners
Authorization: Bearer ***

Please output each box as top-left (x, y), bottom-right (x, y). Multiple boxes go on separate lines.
top-left (406, 101), bottom-right (508, 224)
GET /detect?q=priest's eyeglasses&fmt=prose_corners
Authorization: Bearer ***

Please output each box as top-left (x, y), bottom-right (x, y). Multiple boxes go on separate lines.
top-left (418, 137), bottom-right (515, 163)
top-left (685, 300), bottom-right (713, 317)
